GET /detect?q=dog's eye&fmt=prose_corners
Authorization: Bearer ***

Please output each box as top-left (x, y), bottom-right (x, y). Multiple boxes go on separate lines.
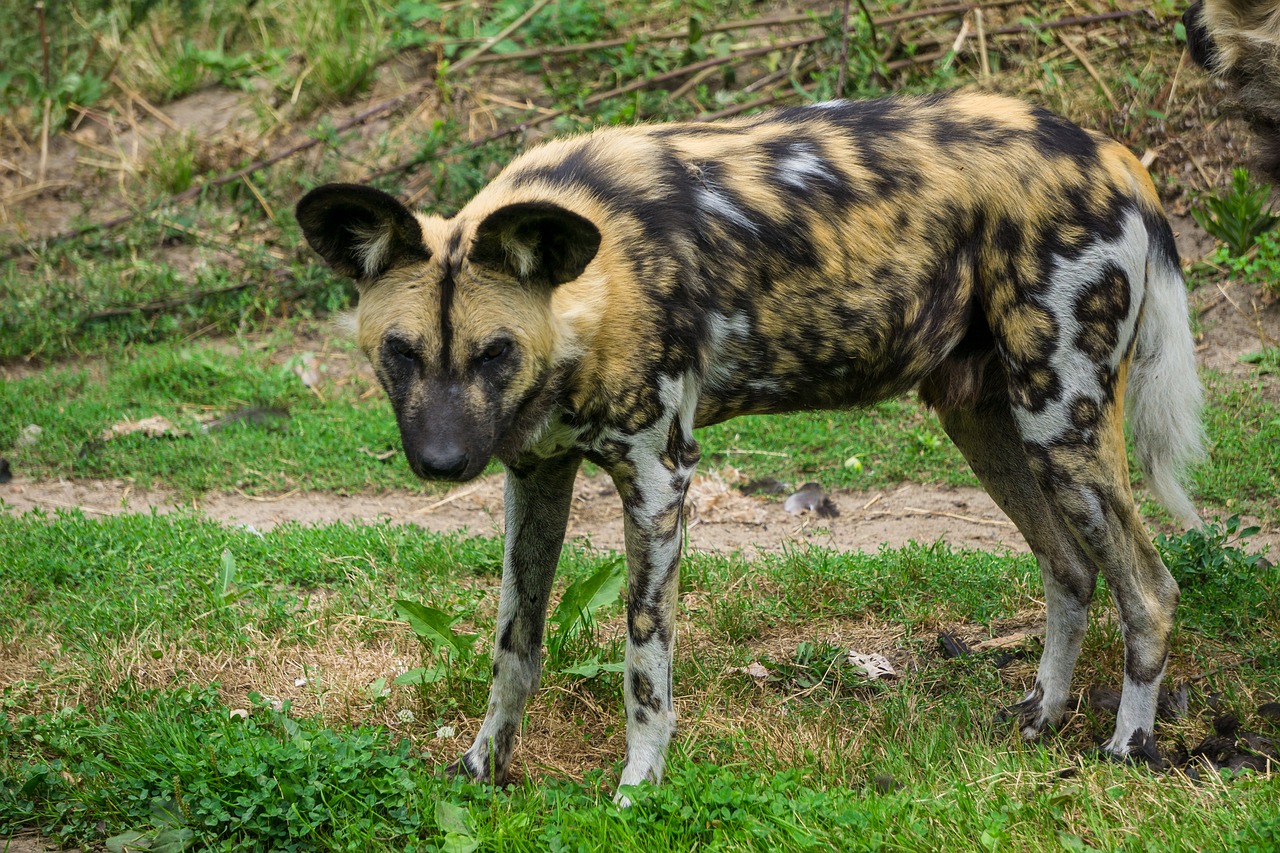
top-left (387, 339), bottom-right (416, 362)
top-left (479, 339), bottom-right (511, 365)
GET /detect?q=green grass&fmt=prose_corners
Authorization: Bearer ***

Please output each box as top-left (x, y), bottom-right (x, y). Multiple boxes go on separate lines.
top-left (2, 511), bottom-right (1279, 851)
top-left (698, 399), bottom-right (973, 491)
top-left (0, 342), bottom-right (431, 495)
top-left (1195, 374), bottom-right (1280, 523)
top-left (6, 689), bottom-right (1279, 852)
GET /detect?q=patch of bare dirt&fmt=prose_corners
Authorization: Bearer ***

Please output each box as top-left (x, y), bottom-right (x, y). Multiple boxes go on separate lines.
top-left (0, 470), bottom-right (1030, 556)
top-left (8, 467), bottom-right (1278, 555)
top-left (1193, 282), bottom-right (1280, 384)
top-left (1169, 212), bottom-right (1219, 264)
top-left (0, 836), bottom-right (57, 853)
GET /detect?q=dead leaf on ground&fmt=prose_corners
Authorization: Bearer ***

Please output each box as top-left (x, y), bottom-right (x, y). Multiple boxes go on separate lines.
top-left (730, 661), bottom-right (771, 680)
top-left (848, 651), bottom-right (896, 680)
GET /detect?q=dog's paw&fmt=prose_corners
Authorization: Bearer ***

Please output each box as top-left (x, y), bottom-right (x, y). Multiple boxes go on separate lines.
top-left (996, 684), bottom-right (1062, 740)
top-left (1099, 728), bottom-right (1167, 771)
top-left (446, 751), bottom-right (507, 786)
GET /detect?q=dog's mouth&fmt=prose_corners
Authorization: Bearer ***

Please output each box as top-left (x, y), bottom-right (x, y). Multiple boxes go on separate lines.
top-left (404, 449), bottom-right (491, 483)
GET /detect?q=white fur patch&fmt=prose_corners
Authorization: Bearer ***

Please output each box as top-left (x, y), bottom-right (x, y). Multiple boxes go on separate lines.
top-left (1014, 209), bottom-right (1147, 446)
top-left (1105, 667), bottom-right (1165, 756)
top-left (350, 222), bottom-right (394, 278)
top-left (696, 184), bottom-right (758, 232)
top-left (776, 144), bottom-right (833, 191)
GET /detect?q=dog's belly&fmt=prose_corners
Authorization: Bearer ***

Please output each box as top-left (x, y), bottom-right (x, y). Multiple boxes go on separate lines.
top-left (690, 303), bottom-right (953, 427)
top-left (693, 349), bottom-right (932, 427)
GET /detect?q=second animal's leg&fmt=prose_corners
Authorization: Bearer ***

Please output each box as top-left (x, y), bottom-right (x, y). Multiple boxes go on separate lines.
top-left (454, 453), bottom-right (581, 783)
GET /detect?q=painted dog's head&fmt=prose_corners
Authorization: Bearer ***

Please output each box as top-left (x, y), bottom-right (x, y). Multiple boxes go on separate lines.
top-left (297, 184), bottom-right (600, 482)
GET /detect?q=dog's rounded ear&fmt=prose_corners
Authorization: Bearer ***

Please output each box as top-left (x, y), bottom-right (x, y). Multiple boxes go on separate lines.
top-left (470, 202), bottom-right (601, 287)
top-left (296, 184), bottom-right (429, 282)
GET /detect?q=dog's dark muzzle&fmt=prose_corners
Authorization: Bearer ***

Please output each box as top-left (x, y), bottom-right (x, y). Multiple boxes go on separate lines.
top-left (394, 385), bottom-right (494, 484)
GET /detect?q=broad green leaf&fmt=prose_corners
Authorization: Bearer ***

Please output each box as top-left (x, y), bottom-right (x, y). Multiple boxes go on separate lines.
top-left (218, 549), bottom-right (237, 599)
top-left (443, 835), bottom-right (480, 853)
top-left (436, 800), bottom-right (474, 835)
top-left (152, 828), bottom-right (196, 853)
top-left (560, 656), bottom-right (626, 678)
top-left (394, 666), bottom-right (447, 685)
top-left (551, 559), bottom-right (625, 635)
top-left (106, 831), bottom-right (153, 852)
top-left (394, 599), bottom-right (478, 654)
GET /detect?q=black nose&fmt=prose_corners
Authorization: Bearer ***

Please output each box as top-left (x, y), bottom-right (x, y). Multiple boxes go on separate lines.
top-left (415, 448), bottom-right (469, 480)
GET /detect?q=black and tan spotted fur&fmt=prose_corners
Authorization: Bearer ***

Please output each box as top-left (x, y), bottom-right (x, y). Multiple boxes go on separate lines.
top-left (297, 92), bottom-right (1205, 799)
top-left (1184, 0), bottom-right (1280, 180)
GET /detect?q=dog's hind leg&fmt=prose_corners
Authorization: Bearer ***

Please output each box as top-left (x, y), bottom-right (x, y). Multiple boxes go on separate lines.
top-left (1016, 387), bottom-right (1179, 757)
top-left (936, 381), bottom-right (1098, 738)
top-left (454, 452), bottom-right (582, 784)
top-left (996, 215), bottom-right (1181, 755)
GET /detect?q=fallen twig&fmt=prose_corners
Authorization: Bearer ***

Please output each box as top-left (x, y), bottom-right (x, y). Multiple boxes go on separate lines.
top-left (902, 506), bottom-right (1015, 527)
top-left (412, 483), bottom-right (485, 514)
top-left (78, 268), bottom-right (290, 324)
top-left (449, 0), bottom-right (556, 74)
top-left (1057, 32), bottom-right (1120, 111)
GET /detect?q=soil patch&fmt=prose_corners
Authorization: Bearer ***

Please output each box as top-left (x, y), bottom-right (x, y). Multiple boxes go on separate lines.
top-left (0, 471), bottom-right (1029, 556)
top-left (7, 469), bottom-right (1278, 555)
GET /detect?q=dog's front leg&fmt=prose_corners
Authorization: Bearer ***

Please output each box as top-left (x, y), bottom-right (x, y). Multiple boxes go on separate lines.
top-left (453, 453), bottom-right (581, 784)
top-left (610, 423), bottom-right (700, 799)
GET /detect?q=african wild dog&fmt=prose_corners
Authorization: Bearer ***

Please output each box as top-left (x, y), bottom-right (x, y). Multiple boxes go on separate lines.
top-left (1183, 0), bottom-right (1280, 180)
top-left (297, 92), bottom-right (1205, 798)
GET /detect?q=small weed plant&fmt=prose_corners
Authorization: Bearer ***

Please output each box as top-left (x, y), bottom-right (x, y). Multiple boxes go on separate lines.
top-left (545, 557), bottom-right (627, 678)
top-left (1209, 228), bottom-right (1280, 299)
top-left (1194, 167), bottom-right (1279, 261)
top-left (1239, 347), bottom-right (1280, 375)
top-left (1157, 514), bottom-right (1277, 635)
top-left (392, 560), bottom-right (625, 714)
top-left (393, 598), bottom-right (489, 714)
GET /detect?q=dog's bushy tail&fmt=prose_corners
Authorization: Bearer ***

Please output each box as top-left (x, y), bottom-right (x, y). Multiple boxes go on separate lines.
top-left (1127, 216), bottom-right (1206, 528)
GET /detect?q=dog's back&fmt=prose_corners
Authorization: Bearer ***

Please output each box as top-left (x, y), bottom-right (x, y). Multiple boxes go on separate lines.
top-left (466, 93), bottom-right (1183, 426)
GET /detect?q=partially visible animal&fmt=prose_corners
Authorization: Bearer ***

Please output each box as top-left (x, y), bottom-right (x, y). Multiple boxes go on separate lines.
top-left (297, 92), bottom-right (1204, 800)
top-left (1184, 0), bottom-right (1280, 180)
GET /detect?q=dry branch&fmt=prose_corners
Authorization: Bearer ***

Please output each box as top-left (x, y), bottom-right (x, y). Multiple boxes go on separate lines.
top-left (449, 0), bottom-right (556, 74)
top-left (79, 268), bottom-right (292, 323)
top-left (470, 0), bottom-right (1024, 64)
